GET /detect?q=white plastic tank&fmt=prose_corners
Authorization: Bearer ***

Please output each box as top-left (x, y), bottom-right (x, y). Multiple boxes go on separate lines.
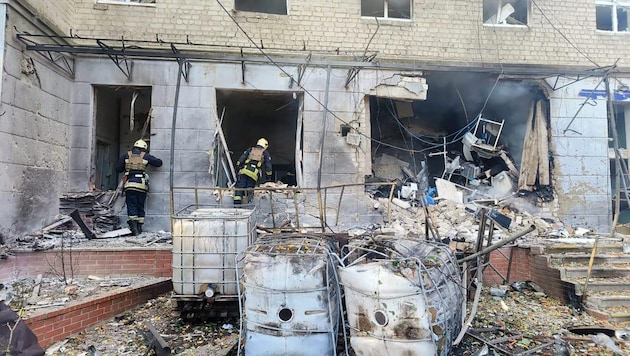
top-left (239, 234), bottom-right (342, 356)
top-left (172, 206), bottom-right (256, 297)
top-left (339, 237), bottom-right (464, 356)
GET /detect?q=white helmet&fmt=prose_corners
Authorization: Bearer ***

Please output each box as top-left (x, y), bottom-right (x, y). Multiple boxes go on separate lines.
top-left (133, 139), bottom-right (148, 150)
top-left (257, 138), bottom-right (269, 150)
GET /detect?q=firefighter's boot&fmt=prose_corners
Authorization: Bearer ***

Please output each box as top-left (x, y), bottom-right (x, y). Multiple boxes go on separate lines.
top-left (128, 220), bottom-right (138, 236)
top-left (137, 223), bottom-right (143, 234)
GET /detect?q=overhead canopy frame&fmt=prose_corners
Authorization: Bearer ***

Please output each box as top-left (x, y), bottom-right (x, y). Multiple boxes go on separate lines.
top-left (97, 39), bottom-right (133, 80)
top-left (15, 32), bottom-right (616, 83)
top-left (16, 33), bottom-right (75, 78)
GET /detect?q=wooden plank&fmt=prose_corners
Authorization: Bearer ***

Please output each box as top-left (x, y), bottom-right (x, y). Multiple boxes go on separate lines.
top-left (525, 101), bottom-right (539, 187)
top-left (42, 216), bottom-right (73, 232)
top-left (518, 101), bottom-right (537, 190)
top-left (295, 98), bottom-right (304, 185)
top-left (536, 99), bottom-right (550, 185)
top-left (215, 108), bottom-right (236, 183)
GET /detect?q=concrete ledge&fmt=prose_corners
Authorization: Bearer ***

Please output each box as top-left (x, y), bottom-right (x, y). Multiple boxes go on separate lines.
top-left (25, 278), bottom-right (172, 347)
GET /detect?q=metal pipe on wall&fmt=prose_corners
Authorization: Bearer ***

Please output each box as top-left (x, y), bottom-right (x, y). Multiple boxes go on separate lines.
top-left (317, 65), bottom-right (332, 232)
top-left (169, 59), bottom-right (184, 220)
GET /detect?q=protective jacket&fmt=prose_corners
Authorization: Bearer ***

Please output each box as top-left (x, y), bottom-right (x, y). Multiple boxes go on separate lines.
top-left (116, 147), bottom-right (163, 192)
top-left (236, 145), bottom-right (272, 182)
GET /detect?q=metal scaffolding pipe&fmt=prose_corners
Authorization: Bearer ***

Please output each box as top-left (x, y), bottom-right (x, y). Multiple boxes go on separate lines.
top-left (459, 225), bottom-right (536, 263)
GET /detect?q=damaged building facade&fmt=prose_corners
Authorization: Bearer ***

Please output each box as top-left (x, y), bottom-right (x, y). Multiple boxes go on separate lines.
top-left (0, 0), bottom-right (629, 240)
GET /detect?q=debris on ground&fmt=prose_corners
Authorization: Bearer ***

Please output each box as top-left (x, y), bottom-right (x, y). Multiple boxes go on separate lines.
top-left (44, 295), bottom-right (238, 356)
top-left (35, 285), bottom-right (630, 355)
top-left (2, 275), bottom-right (167, 319)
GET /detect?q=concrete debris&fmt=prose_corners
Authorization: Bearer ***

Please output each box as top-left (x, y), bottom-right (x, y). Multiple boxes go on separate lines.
top-left (371, 191), bottom-right (589, 247)
top-left (0, 245), bottom-right (10, 259)
top-left (60, 192), bottom-right (121, 232)
top-left (97, 228), bottom-right (132, 238)
top-left (6, 276), bottom-right (165, 317)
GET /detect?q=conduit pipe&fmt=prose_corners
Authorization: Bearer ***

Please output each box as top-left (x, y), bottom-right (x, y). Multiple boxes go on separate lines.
top-left (169, 59), bottom-right (184, 223)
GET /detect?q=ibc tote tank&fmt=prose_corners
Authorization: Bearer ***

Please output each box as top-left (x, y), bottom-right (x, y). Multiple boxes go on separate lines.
top-left (171, 205), bottom-right (256, 300)
top-left (238, 234), bottom-right (343, 356)
top-left (338, 236), bottom-right (464, 356)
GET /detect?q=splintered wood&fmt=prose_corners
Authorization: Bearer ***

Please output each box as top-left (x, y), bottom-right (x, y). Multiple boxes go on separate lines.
top-left (519, 99), bottom-right (550, 191)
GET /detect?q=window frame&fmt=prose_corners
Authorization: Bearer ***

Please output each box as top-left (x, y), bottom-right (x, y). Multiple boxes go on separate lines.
top-left (96, 0), bottom-right (156, 7)
top-left (360, 0), bottom-right (412, 21)
top-left (233, 0), bottom-right (288, 15)
top-left (596, 0), bottom-right (630, 33)
top-left (482, 0), bottom-right (530, 27)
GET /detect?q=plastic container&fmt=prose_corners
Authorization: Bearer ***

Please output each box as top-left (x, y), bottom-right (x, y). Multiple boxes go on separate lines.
top-left (339, 238), bottom-right (464, 356)
top-left (239, 234), bottom-right (342, 356)
top-left (172, 206), bottom-right (256, 297)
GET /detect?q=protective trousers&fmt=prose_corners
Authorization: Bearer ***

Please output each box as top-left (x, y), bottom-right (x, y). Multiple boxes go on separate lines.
top-left (234, 174), bottom-right (256, 204)
top-left (125, 190), bottom-right (147, 234)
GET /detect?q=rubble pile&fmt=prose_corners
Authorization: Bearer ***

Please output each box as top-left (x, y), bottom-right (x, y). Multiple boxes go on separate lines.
top-left (60, 192), bottom-right (120, 232)
top-left (370, 195), bottom-right (595, 246)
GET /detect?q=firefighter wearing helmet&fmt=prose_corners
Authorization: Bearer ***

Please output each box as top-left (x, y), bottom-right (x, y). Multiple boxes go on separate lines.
top-left (234, 138), bottom-right (272, 204)
top-left (116, 139), bottom-right (163, 235)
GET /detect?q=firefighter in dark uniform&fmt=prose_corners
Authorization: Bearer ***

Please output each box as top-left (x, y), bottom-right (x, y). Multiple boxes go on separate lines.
top-left (116, 139), bottom-right (163, 235)
top-left (234, 138), bottom-right (272, 204)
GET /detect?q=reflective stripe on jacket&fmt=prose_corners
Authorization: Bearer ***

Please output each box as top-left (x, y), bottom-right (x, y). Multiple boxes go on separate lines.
top-left (124, 151), bottom-right (148, 191)
top-left (238, 147), bottom-right (265, 181)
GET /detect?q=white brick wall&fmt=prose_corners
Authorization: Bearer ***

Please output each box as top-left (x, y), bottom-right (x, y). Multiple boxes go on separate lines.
top-left (22, 0), bottom-right (74, 35)
top-left (17, 0), bottom-right (622, 69)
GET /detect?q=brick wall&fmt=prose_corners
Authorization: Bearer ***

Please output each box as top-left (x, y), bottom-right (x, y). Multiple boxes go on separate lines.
top-left (15, 0), bottom-right (74, 35)
top-left (0, 249), bottom-right (172, 281)
top-left (483, 245), bottom-right (574, 304)
top-left (22, 0), bottom-right (624, 68)
top-left (25, 278), bottom-right (172, 347)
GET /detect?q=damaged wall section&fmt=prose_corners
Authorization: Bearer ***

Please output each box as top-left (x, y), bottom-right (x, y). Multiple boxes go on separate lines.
top-left (0, 5), bottom-right (73, 240)
top-left (547, 76), bottom-right (612, 232)
top-left (66, 59), bottom-right (417, 232)
top-left (368, 72), bottom-right (557, 224)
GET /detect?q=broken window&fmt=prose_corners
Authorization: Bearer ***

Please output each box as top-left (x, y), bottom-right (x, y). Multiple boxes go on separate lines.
top-left (596, 1), bottom-right (630, 32)
top-left (361, 0), bottom-right (411, 20)
top-left (97, 0), bottom-right (156, 4)
top-left (235, 0), bottom-right (287, 15)
top-left (483, 0), bottom-right (529, 26)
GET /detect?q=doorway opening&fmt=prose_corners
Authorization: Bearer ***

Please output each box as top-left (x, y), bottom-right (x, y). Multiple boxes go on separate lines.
top-left (216, 89), bottom-right (302, 187)
top-left (93, 86), bottom-right (152, 191)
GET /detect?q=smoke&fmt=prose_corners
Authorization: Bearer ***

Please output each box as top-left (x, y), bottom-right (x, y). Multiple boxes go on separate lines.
top-left (418, 73), bottom-right (543, 166)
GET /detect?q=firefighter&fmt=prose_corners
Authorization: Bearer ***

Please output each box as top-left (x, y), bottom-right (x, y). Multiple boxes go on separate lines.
top-left (234, 138), bottom-right (272, 204)
top-left (116, 139), bottom-right (163, 235)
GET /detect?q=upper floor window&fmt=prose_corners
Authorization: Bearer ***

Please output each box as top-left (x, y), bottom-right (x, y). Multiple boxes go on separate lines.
top-left (596, 0), bottom-right (630, 32)
top-left (483, 0), bottom-right (528, 26)
top-left (361, 0), bottom-right (411, 20)
top-left (97, 0), bottom-right (156, 4)
top-left (235, 0), bottom-right (287, 15)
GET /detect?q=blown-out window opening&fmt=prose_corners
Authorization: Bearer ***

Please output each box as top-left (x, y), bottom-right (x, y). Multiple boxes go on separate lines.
top-left (483, 0), bottom-right (529, 26)
top-left (97, 0), bottom-right (156, 6)
top-left (596, 0), bottom-right (630, 32)
top-left (234, 0), bottom-right (288, 15)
